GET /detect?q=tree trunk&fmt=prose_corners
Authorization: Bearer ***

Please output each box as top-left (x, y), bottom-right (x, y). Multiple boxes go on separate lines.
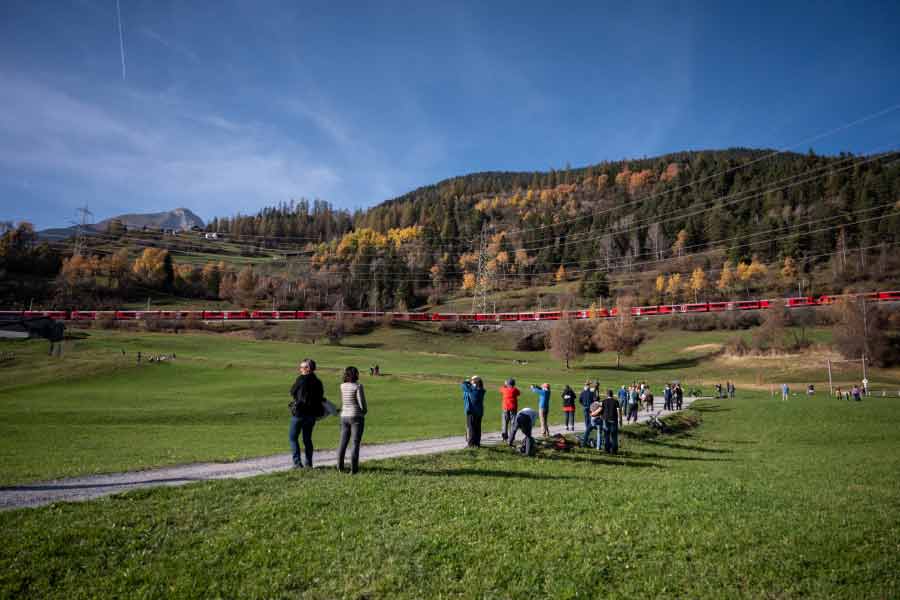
top-left (616, 352), bottom-right (621, 368)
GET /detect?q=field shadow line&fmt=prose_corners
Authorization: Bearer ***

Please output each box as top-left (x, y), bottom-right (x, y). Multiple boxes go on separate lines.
top-left (0, 477), bottom-right (203, 492)
top-left (625, 451), bottom-right (732, 462)
top-left (362, 465), bottom-right (578, 480)
top-left (643, 439), bottom-right (733, 453)
top-left (539, 452), bottom-right (664, 469)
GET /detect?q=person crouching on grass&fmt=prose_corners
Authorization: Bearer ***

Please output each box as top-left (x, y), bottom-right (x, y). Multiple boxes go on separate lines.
top-left (338, 366), bottom-right (368, 474)
top-left (507, 407), bottom-right (538, 457)
top-left (461, 375), bottom-right (486, 447)
top-left (289, 358), bottom-right (325, 468)
top-left (530, 383), bottom-right (551, 437)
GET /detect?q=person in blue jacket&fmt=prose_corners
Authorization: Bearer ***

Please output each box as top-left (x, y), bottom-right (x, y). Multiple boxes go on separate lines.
top-left (461, 375), bottom-right (486, 447)
top-left (530, 383), bottom-right (551, 437)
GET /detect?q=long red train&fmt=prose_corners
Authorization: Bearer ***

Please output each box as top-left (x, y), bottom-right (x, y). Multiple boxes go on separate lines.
top-left (2, 291), bottom-right (898, 323)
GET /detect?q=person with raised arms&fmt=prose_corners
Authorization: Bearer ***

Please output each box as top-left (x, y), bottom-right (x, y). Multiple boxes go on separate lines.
top-left (530, 383), bottom-right (551, 437)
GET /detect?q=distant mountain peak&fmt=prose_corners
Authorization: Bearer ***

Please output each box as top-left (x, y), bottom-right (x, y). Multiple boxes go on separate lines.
top-left (96, 208), bottom-right (205, 232)
top-left (37, 208), bottom-right (205, 240)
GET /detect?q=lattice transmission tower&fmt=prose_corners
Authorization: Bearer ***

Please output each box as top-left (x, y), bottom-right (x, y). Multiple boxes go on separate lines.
top-left (72, 205), bottom-right (94, 256)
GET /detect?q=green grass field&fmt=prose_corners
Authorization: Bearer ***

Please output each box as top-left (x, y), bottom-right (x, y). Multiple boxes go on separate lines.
top-left (2, 393), bottom-right (899, 598)
top-left (1, 324), bottom-right (897, 485)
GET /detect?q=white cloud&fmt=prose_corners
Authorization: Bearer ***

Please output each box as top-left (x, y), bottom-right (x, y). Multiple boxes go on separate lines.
top-left (0, 72), bottom-right (343, 226)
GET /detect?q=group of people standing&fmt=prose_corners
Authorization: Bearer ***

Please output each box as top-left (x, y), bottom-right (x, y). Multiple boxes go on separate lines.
top-left (287, 360), bottom-right (692, 474)
top-left (288, 359), bottom-right (368, 474)
top-left (714, 381), bottom-right (736, 399)
top-left (463, 377), bottom-right (689, 456)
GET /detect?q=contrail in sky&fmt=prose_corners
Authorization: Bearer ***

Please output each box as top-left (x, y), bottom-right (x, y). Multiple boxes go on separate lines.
top-left (116, 0), bottom-right (126, 80)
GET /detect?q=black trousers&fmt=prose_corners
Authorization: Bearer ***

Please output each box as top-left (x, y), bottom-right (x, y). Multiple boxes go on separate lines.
top-left (466, 413), bottom-right (483, 447)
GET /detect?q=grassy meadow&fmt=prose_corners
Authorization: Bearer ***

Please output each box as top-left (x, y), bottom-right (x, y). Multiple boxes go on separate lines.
top-left (2, 392), bottom-right (900, 598)
top-left (1, 322), bottom-right (898, 485)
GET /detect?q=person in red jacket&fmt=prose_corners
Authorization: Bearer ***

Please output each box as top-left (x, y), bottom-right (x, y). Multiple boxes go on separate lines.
top-left (499, 378), bottom-right (520, 441)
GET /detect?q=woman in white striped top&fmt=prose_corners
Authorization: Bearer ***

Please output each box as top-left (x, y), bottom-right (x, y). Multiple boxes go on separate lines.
top-left (338, 366), bottom-right (368, 473)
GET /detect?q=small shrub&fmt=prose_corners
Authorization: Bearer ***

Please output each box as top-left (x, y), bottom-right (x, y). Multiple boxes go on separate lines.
top-left (440, 321), bottom-right (471, 334)
top-left (515, 331), bottom-right (547, 351)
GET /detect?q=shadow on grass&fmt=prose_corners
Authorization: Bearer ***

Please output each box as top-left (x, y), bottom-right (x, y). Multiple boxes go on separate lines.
top-left (579, 352), bottom-right (719, 372)
top-left (0, 477), bottom-right (202, 492)
top-left (692, 404), bottom-right (733, 413)
top-left (643, 439), bottom-right (733, 454)
top-left (626, 451), bottom-right (732, 462)
top-left (341, 342), bottom-right (385, 349)
top-left (362, 464), bottom-right (578, 480)
top-left (538, 451), bottom-right (664, 469)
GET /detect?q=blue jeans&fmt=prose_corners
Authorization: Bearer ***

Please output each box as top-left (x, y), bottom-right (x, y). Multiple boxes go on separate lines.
top-left (603, 420), bottom-right (619, 454)
top-left (289, 415), bottom-right (317, 467)
top-left (338, 417), bottom-right (365, 473)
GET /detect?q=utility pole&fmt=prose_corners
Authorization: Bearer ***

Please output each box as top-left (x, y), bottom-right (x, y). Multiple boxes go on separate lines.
top-left (72, 204), bottom-right (93, 257)
top-left (826, 359), bottom-right (833, 397)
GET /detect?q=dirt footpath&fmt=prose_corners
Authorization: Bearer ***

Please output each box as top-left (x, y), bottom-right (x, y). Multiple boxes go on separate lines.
top-left (0, 398), bottom-right (696, 511)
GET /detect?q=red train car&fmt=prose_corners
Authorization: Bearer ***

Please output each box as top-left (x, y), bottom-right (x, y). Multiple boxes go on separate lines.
top-left (708, 302), bottom-right (729, 312)
top-left (734, 301), bottom-right (761, 310)
top-left (202, 311), bottom-right (224, 320)
top-left (23, 310), bottom-right (68, 319)
top-left (71, 310), bottom-right (97, 321)
top-left (536, 311), bottom-right (561, 320)
top-left (657, 305), bottom-right (680, 315)
top-left (296, 311), bottom-right (314, 319)
top-left (787, 296), bottom-right (815, 307)
top-left (408, 313), bottom-right (430, 322)
top-left (498, 312), bottom-right (519, 321)
top-left (684, 303), bottom-right (708, 313)
top-left (251, 310), bottom-right (277, 319)
top-left (458, 314), bottom-right (477, 322)
top-left (275, 311), bottom-right (298, 319)
top-left (517, 312), bottom-right (537, 321)
top-left (878, 291), bottom-right (900, 301)
top-left (431, 313), bottom-right (458, 321)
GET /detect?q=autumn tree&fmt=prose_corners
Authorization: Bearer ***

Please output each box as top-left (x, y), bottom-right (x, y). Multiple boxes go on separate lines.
top-left (236, 266), bottom-right (258, 306)
top-left (549, 316), bottom-right (590, 369)
top-left (689, 267), bottom-right (707, 302)
top-left (555, 265), bottom-right (567, 283)
top-left (717, 260), bottom-right (734, 297)
top-left (132, 248), bottom-right (170, 288)
top-left (780, 256), bottom-right (799, 291)
top-left (666, 273), bottom-right (682, 302)
top-left (831, 297), bottom-right (892, 367)
top-left (592, 297), bottom-right (647, 368)
top-left (202, 262), bottom-right (223, 298)
top-left (672, 229), bottom-right (689, 257)
top-left (655, 274), bottom-right (666, 302)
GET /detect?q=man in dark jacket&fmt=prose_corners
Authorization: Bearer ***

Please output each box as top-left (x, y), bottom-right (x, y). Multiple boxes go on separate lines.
top-left (289, 358), bottom-right (325, 468)
top-left (579, 382), bottom-right (596, 441)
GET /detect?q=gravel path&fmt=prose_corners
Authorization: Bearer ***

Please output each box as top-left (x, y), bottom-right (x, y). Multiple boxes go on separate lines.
top-left (0, 398), bottom-right (696, 511)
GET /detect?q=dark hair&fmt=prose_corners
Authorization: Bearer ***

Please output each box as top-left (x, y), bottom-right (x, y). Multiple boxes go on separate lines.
top-left (343, 366), bottom-right (359, 383)
top-left (607, 389), bottom-right (614, 398)
top-left (301, 358), bottom-right (316, 371)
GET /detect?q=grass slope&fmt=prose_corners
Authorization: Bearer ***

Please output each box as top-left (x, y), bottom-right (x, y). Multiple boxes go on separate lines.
top-left (2, 394), bottom-right (899, 598)
top-left (1, 324), bottom-right (897, 484)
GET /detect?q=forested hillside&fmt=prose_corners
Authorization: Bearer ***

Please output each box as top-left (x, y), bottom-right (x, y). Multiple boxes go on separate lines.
top-left (3, 148), bottom-right (899, 310)
top-left (206, 148), bottom-right (900, 310)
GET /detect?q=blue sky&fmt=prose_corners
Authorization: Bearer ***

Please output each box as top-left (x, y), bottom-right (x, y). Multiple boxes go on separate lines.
top-left (2, 0), bottom-right (899, 230)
